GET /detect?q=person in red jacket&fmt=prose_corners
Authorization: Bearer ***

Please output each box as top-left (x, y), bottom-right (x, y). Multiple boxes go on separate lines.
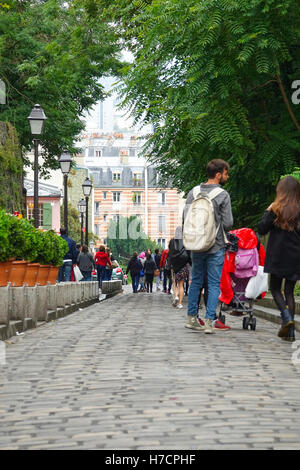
top-left (94, 245), bottom-right (111, 288)
top-left (160, 249), bottom-right (172, 293)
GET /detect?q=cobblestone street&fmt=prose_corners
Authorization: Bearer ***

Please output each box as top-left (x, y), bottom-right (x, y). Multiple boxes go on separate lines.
top-left (0, 288), bottom-right (300, 450)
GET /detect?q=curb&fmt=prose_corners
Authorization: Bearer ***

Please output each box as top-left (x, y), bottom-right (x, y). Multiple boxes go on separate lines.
top-left (253, 304), bottom-right (300, 332)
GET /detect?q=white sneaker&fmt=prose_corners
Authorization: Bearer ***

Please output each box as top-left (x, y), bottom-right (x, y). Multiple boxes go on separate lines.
top-left (204, 319), bottom-right (216, 334)
top-left (177, 304), bottom-right (183, 309)
top-left (172, 296), bottom-right (179, 307)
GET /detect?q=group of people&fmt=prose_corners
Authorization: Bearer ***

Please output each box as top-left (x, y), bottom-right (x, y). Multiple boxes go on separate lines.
top-left (57, 232), bottom-right (116, 286)
top-left (126, 158), bottom-right (300, 342)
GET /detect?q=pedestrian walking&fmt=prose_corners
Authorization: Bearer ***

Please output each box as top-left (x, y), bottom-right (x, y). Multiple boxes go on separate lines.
top-left (183, 159), bottom-right (233, 334)
top-left (258, 175), bottom-right (300, 341)
top-left (144, 253), bottom-right (156, 293)
top-left (154, 248), bottom-right (161, 291)
top-left (77, 245), bottom-right (96, 281)
top-left (104, 247), bottom-right (114, 281)
top-left (126, 252), bottom-right (141, 293)
top-left (138, 252), bottom-right (146, 291)
top-left (94, 245), bottom-right (111, 288)
top-left (169, 227), bottom-right (191, 309)
top-left (57, 228), bottom-right (80, 282)
top-left (160, 249), bottom-right (172, 293)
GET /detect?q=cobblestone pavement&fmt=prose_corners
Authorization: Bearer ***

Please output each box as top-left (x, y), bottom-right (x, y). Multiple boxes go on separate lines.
top-left (0, 286), bottom-right (300, 450)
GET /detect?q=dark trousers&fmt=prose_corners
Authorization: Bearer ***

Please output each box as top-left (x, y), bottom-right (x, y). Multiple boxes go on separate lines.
top-left (97, 265), bottom-right (106, 288)
top-left (163, 269), bottom-right (172, 292)
top-left (146, 273), bottom-right (154, 293)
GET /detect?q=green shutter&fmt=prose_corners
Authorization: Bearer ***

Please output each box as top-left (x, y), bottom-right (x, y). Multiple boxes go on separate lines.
top-left (43, 203), bottom-right (52, 230)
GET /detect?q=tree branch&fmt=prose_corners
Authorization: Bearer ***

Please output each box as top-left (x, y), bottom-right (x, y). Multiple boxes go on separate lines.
top-left (276, 74), bottom-right (300, 132)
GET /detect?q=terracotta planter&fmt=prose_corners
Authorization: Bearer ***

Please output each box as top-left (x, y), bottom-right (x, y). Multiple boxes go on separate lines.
top-left (48, 265), bottom-right (59, 285)
top-left (9, 260), bottom-right (27, 287)
top-left (0, 260), bottom-right (14, 287)
top-left (23, 262), bottom-right (40, 287)
top-left (36, 264), bottom-right (51, 286)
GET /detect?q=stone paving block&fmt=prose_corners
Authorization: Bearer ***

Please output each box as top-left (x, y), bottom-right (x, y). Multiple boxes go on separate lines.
top-left (1, 290), bottom-right (300, 449)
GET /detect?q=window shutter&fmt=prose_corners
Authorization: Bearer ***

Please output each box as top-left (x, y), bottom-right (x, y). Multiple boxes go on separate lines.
top-left (43, 203), bottom-right (52, 230)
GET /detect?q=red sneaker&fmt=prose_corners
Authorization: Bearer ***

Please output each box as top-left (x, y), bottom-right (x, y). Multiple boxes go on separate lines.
top-left (213, 319), bottom-right (231, 331)
top-left (197, 317), bottom-right (205, 326)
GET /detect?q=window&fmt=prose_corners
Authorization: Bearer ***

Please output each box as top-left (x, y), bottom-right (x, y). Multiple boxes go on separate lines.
top-left (157, 238), bottom-right (166, 249)
top-left (94, 202), bottom-right (100, 217)
top-left (112, 171), bottom-right (121, 183)
top-left (120, 149), bottom-right (129, 156)
top-left (113, 192), bottom-right (121, 202)
top-left (103, 191), bottom-right (107, 200)
top-left (27, 203), bottom-right (44, 227)
top-left (158, 215), bottom-right (166, 233)
top-left (103, 214), bottom-right (107, 222)
top-left (158, 192), bottom-right (166, 205)
top-left (132, 172), bottom-right (142, 187)
top-left (132, 192), bottom-right (142, 205)
top-left (94, 224), bottom-right (100, 236)
top-left (95, 150), bottom-right (102, 157)
top-left (113, 214), bottom-right (120, 223)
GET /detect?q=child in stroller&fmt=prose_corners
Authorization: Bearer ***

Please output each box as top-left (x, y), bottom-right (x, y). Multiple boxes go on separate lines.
top-left (218, 228), bottom-right (266, 330)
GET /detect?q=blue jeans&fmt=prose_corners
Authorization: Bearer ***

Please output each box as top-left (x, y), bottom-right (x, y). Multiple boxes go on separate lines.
top-left (97, 265), bottom-right (106, 287)
top-left (187, 248), bottom-right (225, 320)
top-left (57, 261), bottom-right (73, 282)
top-left (104, 268), bottom-right (112, 281)
top-left (131, 274), bottom-right (140, 293)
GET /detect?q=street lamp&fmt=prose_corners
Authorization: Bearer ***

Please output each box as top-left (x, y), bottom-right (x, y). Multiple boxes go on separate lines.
top-left (59, 152), bottom-right (72, 233)
top-left (77, 198), bottom-right (86, 246)
top-left (27, 104), bottom-right (47, 228)
top-left (82, 177), bottom-right (92, 245)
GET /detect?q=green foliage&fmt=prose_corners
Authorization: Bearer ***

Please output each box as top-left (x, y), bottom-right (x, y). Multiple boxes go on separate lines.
top-left (0, 122), bottom-right (23, 212)
top-left (35, 230), bottom-right (68, 266)
top-left (60, 203), bottom-right (96, 245)
top-left (0, 0), bottom-right (123, 175)
top-left (102, 0), bottom-right (300, 228)
top-left (106, 215), bottom-right (159, 259)
top-left (0, 210), bottom-right (68, 264)
top-left (281, 167), bottom-right (300, 182)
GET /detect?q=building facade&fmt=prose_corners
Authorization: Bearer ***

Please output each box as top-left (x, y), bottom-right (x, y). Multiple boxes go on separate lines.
top-left (73, 132), bottom-right (182, 249)
top-left (24, 179), bottom-right (61, 233)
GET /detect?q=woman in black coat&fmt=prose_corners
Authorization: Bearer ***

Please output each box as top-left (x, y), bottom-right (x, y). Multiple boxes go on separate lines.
top-left (126, 252), bottom-right (141, 293)
top-left (258, 176), bottom-right (300, 341)
top-left (144, 254), bottom-right (156, 293)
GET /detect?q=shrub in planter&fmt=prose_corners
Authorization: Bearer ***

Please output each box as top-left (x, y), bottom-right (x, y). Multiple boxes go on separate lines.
top-left (8, 214), bottom-right (42, 262)
top-left (0, 209), bottom-right (13, 262)
top-left (35, 230), bottom-right (68, 266)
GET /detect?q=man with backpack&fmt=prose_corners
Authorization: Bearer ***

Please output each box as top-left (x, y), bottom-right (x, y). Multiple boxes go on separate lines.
top-left (183, 159), bottom-right (233, 334)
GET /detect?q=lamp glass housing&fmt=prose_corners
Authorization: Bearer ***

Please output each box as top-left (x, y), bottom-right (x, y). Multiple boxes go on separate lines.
top-left (82, 177), bottom-right (92, 197)
top-left (28, 104), bottom-right (47, 136)
top-left (59, 152), bottom-right (72, 175)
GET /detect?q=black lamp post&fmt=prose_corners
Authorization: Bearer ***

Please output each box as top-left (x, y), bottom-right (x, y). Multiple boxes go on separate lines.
top-left (77, 198), bottom-right (86, 246)
top-left (59, 152), bottom-right (72, 233)
top-left (82, 177), bottom-right (92, 246)
top-left (27, 104), bottom-right (47, 228)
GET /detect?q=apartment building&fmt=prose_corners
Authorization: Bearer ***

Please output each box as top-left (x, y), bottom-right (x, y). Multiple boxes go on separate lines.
top-left (76, 132), bottom-right (182, 249)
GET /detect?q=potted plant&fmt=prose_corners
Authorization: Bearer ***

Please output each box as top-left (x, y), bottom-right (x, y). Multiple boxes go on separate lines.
top-left (0, 210), bottom-right (15, 286)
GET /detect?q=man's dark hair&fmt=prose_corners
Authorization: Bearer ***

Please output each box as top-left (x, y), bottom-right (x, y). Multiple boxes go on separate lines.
top-left (207, 159), bottom-right (229, 178)
top-left (60, 227), bottom-right (67, 236)
top-left (155, 248), bottom-right (159, 254)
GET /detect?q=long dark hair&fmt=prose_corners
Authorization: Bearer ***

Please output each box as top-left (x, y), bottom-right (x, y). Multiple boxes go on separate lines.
top-left (272, 176), bottom-right (300, 231)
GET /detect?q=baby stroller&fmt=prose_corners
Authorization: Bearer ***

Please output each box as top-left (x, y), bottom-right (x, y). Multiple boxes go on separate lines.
top-left (218, 228), bottom-right (266, 331)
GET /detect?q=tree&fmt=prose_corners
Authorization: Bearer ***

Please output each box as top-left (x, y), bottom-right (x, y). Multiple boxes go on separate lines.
top-left (0, 0), bottom-right (122, 174)
top-left (60, 203), bottom-right (96, 245)
top-left (106, 215), bottom-right (159, 259)
top-left (99, 0), bottom-right (300, 227)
